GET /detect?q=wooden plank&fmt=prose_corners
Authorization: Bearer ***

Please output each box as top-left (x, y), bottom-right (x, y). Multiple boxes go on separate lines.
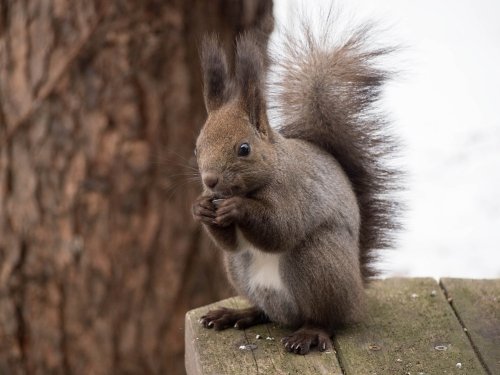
top-left (334, 278), bottom-right (487, 375)
top-left (185, 297), bottom-right (342, 375)
top-left (440, 278), bottom-right (500, 375)
top-left (243, 318), bottom-right (342, 374)
top-left (185, 297), bottom-right (257, 375)
top-left (185, 278), bottom-right (495, 374)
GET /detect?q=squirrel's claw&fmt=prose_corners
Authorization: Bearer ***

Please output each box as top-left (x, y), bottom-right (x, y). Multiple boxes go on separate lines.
top-left (199, 306), bottom-right (268, 331)
top-left (281, 328), bottom-right (332, 355)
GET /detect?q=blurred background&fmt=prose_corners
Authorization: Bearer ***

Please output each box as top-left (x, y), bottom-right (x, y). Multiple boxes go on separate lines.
top-left (0, 0), bottom-right (498, 374)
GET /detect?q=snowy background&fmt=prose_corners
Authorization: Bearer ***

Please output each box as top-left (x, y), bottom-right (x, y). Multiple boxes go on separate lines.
top-left (273, 0), bottom-right (500, 278)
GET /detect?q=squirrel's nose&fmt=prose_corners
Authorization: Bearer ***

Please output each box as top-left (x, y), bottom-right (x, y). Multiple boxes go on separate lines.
top-left (202, 173), bottom-right (219, 189)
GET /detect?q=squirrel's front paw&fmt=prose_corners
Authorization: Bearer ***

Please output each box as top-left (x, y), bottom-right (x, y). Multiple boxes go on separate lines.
top-left (192, 195), bottom-right (216, 225)
top-left (214, 197), bottom-right (244, 227)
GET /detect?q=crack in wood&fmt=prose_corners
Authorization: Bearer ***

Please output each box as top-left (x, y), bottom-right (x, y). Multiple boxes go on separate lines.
top-left (331, 334), bottom-right (346, 375)
top-left (439, 279), bottom-right (492, 375)
top-left (242, 328), bottom-right (259, 374)
top-left (230, 298), bottom-right (259, 374)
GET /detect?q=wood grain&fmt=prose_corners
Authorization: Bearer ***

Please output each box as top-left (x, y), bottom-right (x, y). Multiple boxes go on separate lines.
top-left (186, 278), bottom-right (494, 375)
top-left (334, 278), bottom-right (486, 375)
top-left (441, 278), bottom-right (500, 375)
top-left (185, 297), bottom-right (342, 375)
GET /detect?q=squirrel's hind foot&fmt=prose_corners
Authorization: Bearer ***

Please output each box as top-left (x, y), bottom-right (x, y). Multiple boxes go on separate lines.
top-left (281, 326), bottom-right (332, 355)
top-left (199, 306), bottom-right (269, 331)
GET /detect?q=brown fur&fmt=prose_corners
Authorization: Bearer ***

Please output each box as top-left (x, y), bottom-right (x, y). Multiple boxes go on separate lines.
top-left (192, 15), bottom-right (401, 355)
top-left (272, 21), bottom-right (402, 281)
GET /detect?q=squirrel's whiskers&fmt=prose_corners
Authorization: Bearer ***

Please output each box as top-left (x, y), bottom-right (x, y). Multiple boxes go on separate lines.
top-left (192, 7), bottom-right (402, 355)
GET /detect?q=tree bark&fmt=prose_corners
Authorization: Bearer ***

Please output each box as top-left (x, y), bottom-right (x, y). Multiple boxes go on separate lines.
top-left (0, 1), bottom-right (273, 374)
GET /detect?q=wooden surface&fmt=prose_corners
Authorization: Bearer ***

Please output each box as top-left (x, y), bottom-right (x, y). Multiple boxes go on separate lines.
top-left (334, 278), bottom-right (485, 375)
top-left (441, 278), bottom-right (500, 375)
top-left (185, 278), bottom-right (499, 375)
top-left (185, 298), bottom-right (343, 375)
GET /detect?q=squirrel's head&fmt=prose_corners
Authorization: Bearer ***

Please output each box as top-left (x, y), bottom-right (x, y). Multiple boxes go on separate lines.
top-left (195, 35), bottom-right (276, 198)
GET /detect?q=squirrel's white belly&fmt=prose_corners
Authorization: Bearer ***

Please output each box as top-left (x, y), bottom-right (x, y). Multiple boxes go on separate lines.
top-left (236, 229), bottom-right (284, 291)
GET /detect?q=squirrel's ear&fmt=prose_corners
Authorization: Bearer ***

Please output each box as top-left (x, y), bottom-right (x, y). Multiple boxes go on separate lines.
top-left (200, 35), bottom-right (231, 112)
top-left (235, 34), bottom-right (271, 137)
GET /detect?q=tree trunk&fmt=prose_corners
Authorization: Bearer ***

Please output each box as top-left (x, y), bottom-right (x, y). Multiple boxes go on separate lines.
top-left (0, 1), bottom-right (273, 374)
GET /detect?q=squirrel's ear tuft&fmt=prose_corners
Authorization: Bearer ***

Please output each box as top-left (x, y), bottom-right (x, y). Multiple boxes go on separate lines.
top-left (235, 34), bottom-right (269, 136)
top-left (201, 35), bottom-right (231, 112)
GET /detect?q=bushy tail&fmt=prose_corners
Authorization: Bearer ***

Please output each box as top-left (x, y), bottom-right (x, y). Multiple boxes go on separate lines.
top-left (270, 15), bottom-right (402, 282)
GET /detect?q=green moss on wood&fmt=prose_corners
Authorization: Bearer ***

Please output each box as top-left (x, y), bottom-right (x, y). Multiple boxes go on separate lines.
top-left (441, 278), bottom-right (500, 375)
top-left (185, 278), bottom-right (496, 374)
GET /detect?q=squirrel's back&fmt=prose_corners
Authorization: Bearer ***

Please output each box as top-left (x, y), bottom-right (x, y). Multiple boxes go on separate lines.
top-left (194, 8), bottom-right (403, 350)
top-left (270, 16), bottom-right (402, 282)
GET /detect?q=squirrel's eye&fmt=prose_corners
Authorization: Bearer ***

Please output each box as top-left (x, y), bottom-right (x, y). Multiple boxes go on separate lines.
top-left (238, 143), bottom-right (251, 157)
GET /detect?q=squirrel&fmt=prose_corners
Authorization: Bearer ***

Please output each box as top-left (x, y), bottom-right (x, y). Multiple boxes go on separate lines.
top-left (192, 13), bottom-right (401, 355)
